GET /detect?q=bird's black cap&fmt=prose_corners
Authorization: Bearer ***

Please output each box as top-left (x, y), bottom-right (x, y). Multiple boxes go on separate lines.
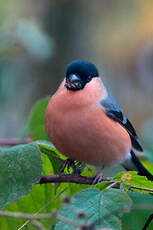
top-left (66, 60), bottom-right (99, 79)
top-left (65, 60), bottom-right (99, 91)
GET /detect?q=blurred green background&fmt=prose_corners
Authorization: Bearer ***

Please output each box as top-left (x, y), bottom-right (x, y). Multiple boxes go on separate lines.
top-left (1, 0), bottom-right (153, 150)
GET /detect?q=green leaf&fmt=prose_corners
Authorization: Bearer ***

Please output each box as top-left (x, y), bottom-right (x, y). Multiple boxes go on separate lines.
top-left (55, 188), bottom-right (132, 230)
top-left (36, 140), bottom-right (63, 175)
top-left (114, 171), bottom-right (153, 194)
top-left (142, 160), bottom-right (153, 175)
top-left (94, 181), bottom-right (110, 191)
top-left (0, 183), bottom-right (62, 230)
top-left (41, 150), bottom-right (54, 176)
top-left (122, 191), bottom-right (153, 230)
top-left (0, 143), bottom-right (42, 210)
top-left (25, 97), bottom-right (50, 141)
top-left (0, 142), bottom-right (66, 230)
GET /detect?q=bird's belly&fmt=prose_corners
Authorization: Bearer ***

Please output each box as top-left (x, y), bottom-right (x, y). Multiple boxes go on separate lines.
top-left (45, 104), bottom-right (131, 166)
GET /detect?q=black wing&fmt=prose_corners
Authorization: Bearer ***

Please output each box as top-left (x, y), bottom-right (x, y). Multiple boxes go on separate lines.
top-left (101, 93), bottom-right (143, 152)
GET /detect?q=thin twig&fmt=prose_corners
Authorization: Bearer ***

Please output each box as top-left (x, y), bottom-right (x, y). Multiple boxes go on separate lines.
top-left (57, 214), bottom-right (82, 227)
top-left (18, 187), bottom-right (67, 230)
top-left (129, 185), bottom-right (153, 193)
top-left (0, 138), bottom-right (31, 146)
top-left (106, 181), bottom-right (119, 190)
top-left (132, 204), bottom-right (153, 210)
top-left (0, 211), bottom-right (56, 219)
top-left (31, 221), bottom-right (47, 230)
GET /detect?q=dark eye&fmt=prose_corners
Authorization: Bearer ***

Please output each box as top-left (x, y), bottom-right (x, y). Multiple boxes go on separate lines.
top-left (86, 76), bottom-right (92, 82)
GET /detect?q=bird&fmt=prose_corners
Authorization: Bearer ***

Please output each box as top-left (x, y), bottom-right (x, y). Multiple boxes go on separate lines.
top-left (45, 60), bottom-right (153, 182)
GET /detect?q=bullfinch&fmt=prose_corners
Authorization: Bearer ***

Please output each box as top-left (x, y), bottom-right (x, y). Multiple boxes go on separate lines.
top-left (45, 60), bottom-right (153, 181)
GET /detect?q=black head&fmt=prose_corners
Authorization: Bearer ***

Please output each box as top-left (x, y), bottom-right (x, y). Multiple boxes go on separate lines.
top-left (65, 60), bottom-right (99, 91)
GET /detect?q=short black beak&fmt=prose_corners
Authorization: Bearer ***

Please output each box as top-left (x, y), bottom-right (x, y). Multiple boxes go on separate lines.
top-left (65, 74), bottom-right (83, 91)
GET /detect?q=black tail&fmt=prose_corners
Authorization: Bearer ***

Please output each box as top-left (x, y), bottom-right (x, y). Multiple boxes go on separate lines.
top-left (130, 150), bottom-right (153, 181)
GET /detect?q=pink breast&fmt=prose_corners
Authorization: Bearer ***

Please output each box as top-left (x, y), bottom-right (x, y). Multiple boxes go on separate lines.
top-left (45, 96), bottom-right (131, 166)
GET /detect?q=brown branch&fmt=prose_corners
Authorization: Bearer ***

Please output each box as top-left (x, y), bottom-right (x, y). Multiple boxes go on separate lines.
top-left (39, 174), bottom-right (153, 193)
top-left (39, 174), bottom-right (109, 185)
top-left (0, 138), bottom-right (31, 146)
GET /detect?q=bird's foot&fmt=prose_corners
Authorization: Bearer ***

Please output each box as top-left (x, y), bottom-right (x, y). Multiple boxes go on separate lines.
top-left (92, 170), bottom-right (104, 185)
top-left (60, 159), bottom-right (83, 175)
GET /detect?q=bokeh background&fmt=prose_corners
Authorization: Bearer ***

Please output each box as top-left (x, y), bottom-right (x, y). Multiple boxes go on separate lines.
top-left (1, 0), bottom-right (153, 150)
